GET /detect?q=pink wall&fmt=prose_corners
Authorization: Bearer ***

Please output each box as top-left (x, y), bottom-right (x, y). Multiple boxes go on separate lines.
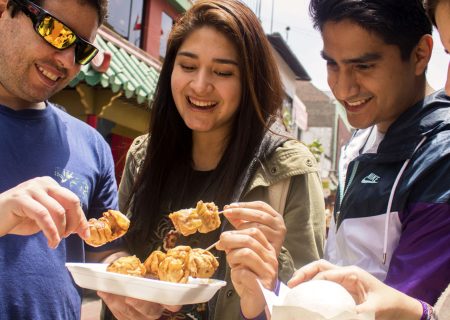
top-left (142, 0), bottom-right (181, 59)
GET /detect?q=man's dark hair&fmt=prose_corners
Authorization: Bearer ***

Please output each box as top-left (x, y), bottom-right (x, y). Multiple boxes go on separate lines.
top-left (309, 0), bottom-right (432, 60)
top-left (8, 0), bottom-right (108, 25)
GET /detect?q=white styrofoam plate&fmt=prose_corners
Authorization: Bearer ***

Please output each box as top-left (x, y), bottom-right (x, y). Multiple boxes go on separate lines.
top-left (66, 263), bottom-right (226, 305)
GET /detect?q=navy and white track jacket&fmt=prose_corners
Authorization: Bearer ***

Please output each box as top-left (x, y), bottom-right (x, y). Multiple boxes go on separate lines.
top-left (326, 89), bottom-right (450, 305)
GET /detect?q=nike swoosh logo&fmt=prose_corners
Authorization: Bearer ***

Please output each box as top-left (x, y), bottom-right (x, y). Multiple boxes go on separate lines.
top-left (361, 177), bottom-right (379, 184)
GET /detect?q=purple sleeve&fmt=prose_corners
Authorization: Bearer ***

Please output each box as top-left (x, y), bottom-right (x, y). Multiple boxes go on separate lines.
top-left (385, 202), bottom-right (450, 305)
top-left (240, 279), bottom-right (281, 320)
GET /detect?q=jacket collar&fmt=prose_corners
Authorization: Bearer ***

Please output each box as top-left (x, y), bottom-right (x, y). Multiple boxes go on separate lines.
top-left (362, 89), bottom-right (450, 162)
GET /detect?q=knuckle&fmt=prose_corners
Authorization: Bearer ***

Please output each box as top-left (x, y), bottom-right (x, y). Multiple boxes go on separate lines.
top-left (240, 247), bottom-right (253, 258)
top-left (68, 198), bottom-right (81, 208)
top-left (317, 259), bottom-right (328, 266)
top-left (38, 176), bottom-right (55, 186)
top-left (240, 236), bottom-right (253, 248)
top-left (347, 265), bottom-right (362, 274)
top-left (248, 227), bottom-right (260, 237)
top-left (34, 207), bottom-right (50, 218)
top-left (254, 200), bottom-right (266, 209)
top-left (267, 265), bottom-right (278, 279)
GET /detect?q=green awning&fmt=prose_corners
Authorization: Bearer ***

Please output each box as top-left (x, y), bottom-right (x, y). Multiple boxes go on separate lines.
top-left (167, 0), bottom-right (192, 12)
top-left (69, 26), bottom-right (161, 106)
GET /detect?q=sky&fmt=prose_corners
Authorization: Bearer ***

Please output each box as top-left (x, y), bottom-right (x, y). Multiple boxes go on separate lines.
top-left (242, 0), bottom-right (448, 92)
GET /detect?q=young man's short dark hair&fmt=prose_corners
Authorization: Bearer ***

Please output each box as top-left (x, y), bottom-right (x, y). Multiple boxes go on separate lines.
top-left (309, 0), bottom-right (432, 60)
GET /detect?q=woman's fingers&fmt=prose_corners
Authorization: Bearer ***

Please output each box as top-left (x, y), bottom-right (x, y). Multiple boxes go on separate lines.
top-left (217, 228), bottom-right (278, 289)
top-left (223, 201), bottom-right (286, 253)
top-left (219, 228), bottom-right (278, 320)
top-left (216, 228), bottom-right (273, 253)
top-left (98, 292), bottom-right (168, 320)
top-left (224, 202), bottom-right (279, 226)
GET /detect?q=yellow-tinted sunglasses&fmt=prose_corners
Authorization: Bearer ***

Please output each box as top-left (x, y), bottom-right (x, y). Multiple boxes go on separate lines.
top-left (10, 0), bottom-right (99, 65)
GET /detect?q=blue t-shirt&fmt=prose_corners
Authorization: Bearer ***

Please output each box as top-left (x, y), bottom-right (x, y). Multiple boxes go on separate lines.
top-left (0, 102), bottom-right (118, 319)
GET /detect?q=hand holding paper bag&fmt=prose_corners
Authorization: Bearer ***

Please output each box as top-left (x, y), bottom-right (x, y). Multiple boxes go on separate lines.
top-left (288, 260), bottom-right (426, 320)
top-left (258, 279), bottom-right (374, 320)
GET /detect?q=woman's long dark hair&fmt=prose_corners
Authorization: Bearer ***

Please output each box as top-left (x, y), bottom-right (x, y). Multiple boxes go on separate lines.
top-left (125, 0), bottom-right (283, 255)
top-left (425, 0), bottom-right (448, 26)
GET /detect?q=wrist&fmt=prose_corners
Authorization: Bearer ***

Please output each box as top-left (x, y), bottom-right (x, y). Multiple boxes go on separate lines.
top-left (240, 308), bottom-right (266, 320)
top-left (418, 300), bottom-right (434, 320)
top-left (380, 289), bottom-right (423, 320)
top-left (240, 279), bottom-right (280, 320)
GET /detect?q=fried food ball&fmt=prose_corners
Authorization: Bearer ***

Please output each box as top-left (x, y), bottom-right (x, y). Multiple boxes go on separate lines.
top-left (106, 255), bottom-right (146, 277)
top-left (143, 246), bottom-right (219, 283)
top-left (189, 248), bottom-right (219, 278)
top-left (169, 201), bottom-right (221, 236)
top-left (85, 210), bottom-right (130, 247)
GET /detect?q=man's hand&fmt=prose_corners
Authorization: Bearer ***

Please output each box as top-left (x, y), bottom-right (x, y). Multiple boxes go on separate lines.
top-left (0, 176), bottom-right (89, 248)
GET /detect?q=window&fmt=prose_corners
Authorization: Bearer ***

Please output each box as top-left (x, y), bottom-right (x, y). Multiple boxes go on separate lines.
top-left (160, 12), bottom-right (173, 58)
top-left (107, 0), bottom-right (144, 47)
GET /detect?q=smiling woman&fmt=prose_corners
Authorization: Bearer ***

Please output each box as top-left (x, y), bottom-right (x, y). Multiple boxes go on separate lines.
top-left (170, 26), bottom-right (242, 148)
top-left (99, 0), bottom-right (327, 319)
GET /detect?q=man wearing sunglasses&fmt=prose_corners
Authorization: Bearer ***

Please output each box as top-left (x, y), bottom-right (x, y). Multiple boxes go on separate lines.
top-left (0, 0), bottom-right (126, 319)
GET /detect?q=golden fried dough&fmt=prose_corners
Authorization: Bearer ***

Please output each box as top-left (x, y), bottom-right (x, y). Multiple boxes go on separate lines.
top-left (189, 248), bottom-right (219, 278)
top-left (85, 210), bottom-right (130, 247)
top-left (143, 246), bottom-right (219, 283)
top-left (106, 255), bottom-right (146, 277)
top-left (169, 201), bottom-right (221, 236)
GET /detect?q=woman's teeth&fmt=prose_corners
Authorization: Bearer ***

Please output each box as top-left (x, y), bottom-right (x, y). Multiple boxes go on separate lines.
top-left (188, 97), bottom-right (217, 108)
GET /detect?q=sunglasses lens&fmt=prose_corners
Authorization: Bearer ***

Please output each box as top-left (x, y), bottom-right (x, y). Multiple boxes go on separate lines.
top-left (75, 44), bottom-right (99, 65)
top-left (38, 16), bottom-right (76, 49)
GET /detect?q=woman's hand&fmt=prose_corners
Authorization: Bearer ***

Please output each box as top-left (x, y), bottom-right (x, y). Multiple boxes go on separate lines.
top-left (223, 201), bottom-right (286, 256)
top-left (97, 292), bottom-right (181, 320)
top-left (288, 260), bottom-right (423, 320)
top-left (216, 228), bottom-right (278, 319)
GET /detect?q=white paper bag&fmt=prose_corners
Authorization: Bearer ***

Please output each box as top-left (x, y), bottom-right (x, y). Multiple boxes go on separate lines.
top-left (257, 279), bottom-right (374, 320)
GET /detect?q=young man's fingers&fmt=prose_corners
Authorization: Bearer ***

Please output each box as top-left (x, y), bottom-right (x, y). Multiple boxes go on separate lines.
top-left (312, 267), bottom-right (367, 303)
top-left (288, 259), bottom-right (336, 287)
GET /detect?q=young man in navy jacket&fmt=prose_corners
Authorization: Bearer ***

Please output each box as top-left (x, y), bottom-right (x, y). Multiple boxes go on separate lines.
top-left (309, 0), bottom-right (450, 306)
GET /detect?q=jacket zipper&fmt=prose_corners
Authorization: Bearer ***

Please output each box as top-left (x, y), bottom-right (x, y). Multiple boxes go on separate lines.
top-left (336, 160), bottom-right (360, 229)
